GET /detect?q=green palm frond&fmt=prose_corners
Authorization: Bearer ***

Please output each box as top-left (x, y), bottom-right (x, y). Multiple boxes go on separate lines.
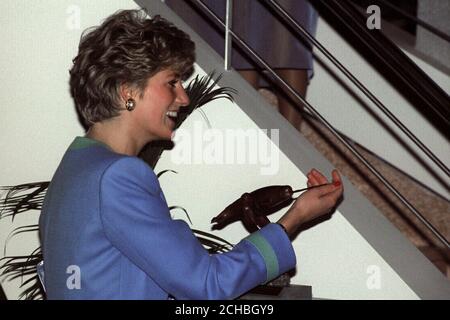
top-left (192, 229), bottom-right (234, 253)
top-left (156, 169), bottom-right (178, 178)
top-left (169, 206), bottom-right (192, 225)
top-left (0, 246), bottom-right (42, 281)
top-left (19, 274), bottom-right (44, 300)
top-left (192, 229), bottom-right (234, 247)
top-left (175, 71), bottom-right (237, 128)
top-left (0, 245), bottom-right (45, 300)
top-left (0, 182), bottom-right (49, 220)
top-left (3, 224), bottom-right (40, 256)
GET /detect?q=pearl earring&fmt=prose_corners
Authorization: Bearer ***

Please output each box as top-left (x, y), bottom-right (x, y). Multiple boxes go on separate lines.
top-left (125, 98), bottom-right (136, 111)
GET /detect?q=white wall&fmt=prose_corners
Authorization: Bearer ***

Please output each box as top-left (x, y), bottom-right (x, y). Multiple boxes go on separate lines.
top-left (0, 0), bottom-right (423, 300)
top-left (308, 17), bottom-right (450, 200)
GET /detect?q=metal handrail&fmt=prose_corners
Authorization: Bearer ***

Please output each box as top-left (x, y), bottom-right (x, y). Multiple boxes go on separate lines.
top-left (262, 0), bottom-right (450, 178)
top-left (318, 0), bottom-right (450, 130)
top-left (190, 0), bottom-right (450, 249)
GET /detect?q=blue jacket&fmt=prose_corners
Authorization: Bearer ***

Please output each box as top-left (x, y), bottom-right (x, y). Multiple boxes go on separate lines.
top-left (39, 136), bottom-right (296, 299)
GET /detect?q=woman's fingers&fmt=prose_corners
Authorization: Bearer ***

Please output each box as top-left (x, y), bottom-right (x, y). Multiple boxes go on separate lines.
top-left (284, 169), bottom-right (344, 233)
top-left (308, 169), bottom-right (343, 186)
top-left (307, 170), bottom-right (319, 186)
top-left (312, 182), bottom-right (339, 197)
top-left (321, 171), bottom-right (344, 205)
top-left (311, 169), bottom-right (329, 184)
top-left (331, 169), bottom-right (342, 186)
top-left (308, 168), bottom-right (327, 186)
top-left (306, 169), bottom-right (343, 198)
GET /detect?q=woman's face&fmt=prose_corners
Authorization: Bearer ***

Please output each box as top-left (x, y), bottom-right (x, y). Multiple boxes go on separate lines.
top-left (132, 69), bottom-right (190, 141)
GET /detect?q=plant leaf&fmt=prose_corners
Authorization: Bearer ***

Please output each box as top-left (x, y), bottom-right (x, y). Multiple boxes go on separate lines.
top-left (191, 229), bottom-right (234, 247)
top-left (169, 206), bottom-right (192, 225)
top-left (0, 182), bottom-right (49, 220)
top-left (156, 169), bottom-right (178, 178)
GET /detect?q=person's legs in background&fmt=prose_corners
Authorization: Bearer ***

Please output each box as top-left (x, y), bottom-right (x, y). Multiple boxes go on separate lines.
top-left (238, 70), bottom-right (260, 89)
top-left (238, 69), bottom-right (281, 113)
top-left (239, 68), bottom-right (309, 130)
top-left (275, 69), bottom-right (309, 130)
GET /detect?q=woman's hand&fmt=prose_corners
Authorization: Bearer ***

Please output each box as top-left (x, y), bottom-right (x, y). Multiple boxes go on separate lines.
top-left (278, 169), bottom-right (343, 237)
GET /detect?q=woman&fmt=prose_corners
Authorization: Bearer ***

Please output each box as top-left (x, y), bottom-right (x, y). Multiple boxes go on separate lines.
top-left (39, 9), bottom-right (343, 300)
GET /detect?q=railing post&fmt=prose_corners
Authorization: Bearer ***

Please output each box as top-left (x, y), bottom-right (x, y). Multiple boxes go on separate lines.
top-left (224, 0), bottom-right (233, 70)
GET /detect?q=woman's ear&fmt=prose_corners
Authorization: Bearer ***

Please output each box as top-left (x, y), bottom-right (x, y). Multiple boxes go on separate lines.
top-left (119, 83), bottom-right (134, 102)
